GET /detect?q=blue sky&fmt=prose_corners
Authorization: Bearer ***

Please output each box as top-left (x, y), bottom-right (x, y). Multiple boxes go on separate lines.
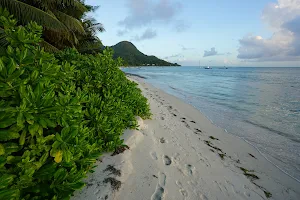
top-left (86, 0), bottom-right (300, 67)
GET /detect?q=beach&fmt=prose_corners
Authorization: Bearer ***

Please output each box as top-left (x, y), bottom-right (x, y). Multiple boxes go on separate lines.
top-left (72, 75), bottom-right (300, 200)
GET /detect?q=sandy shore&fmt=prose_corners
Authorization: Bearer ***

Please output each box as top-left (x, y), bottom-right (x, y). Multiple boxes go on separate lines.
top-left (72, 75), bottom-right (300, 200)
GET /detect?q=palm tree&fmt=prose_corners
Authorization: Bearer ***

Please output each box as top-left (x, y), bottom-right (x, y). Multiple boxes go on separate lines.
top-left (77, 17), bottom-right (105, 54)
top-left (0, 0), bottom-right (104, 52)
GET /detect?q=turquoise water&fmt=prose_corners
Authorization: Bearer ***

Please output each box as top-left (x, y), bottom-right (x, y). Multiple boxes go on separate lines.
top-left (123, 67), bottom-right (300, 181)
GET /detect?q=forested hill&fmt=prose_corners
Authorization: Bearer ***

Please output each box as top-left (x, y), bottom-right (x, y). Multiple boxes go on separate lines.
top-left (110, 41), bottom-right (180, 66)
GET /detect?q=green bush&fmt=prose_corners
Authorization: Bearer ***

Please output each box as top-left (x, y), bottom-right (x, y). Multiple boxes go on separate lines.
top-left (0, 9), bottom-right (150, 200)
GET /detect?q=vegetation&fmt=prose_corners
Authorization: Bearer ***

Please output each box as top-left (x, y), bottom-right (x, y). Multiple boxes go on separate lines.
top-left (0, 0), bottom-right (104, 53)
top-left (0, 9), bottom-right (150, 200)
top-left (111, 41), bottom-right (180, 67)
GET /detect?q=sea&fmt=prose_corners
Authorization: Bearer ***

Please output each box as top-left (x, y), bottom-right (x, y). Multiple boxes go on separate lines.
top-left (122, 66), bottom-right (300, 181)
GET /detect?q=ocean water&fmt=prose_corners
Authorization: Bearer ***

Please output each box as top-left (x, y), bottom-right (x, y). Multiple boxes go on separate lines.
top-left (123, 66), bottom-right (300, 181)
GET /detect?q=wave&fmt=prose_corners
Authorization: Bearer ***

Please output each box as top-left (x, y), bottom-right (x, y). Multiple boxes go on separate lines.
top-left (244, 120), bottom-right (300, 143)
top-left (241, 138), bottom-right (300, 183)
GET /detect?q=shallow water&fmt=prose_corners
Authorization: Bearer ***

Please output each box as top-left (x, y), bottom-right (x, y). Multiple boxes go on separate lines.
top-left (123, 66), bottom-right (300, 180)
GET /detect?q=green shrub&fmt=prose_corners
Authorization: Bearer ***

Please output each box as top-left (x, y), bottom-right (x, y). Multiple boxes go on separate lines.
top-left (0, 9), bottom-right (150, 200)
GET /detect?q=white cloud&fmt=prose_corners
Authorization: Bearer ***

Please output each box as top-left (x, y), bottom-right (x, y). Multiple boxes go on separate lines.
top-left (238, 0), bottom-right (300, 61)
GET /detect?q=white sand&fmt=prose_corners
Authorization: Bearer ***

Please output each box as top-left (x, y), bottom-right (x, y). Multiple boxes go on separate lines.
top-left (72, 76), bottom-right (300, 200)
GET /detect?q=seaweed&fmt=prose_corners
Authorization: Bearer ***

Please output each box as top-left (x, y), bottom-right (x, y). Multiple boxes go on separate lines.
top-left (104, 165), bottom-right (121, 177)
top-left (209, 136), bottom-right (219, 140)
top-left (111, 145), bottom-right (130, 156)
top-left (103, 178), bottom-right (122, 191)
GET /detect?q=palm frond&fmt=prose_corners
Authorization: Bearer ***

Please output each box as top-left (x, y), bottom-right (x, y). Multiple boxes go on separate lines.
top-left (52, 10), bottom-right (85, 34)
top-left (90, 22), bottom-right (105, 33)
top-left (0, 0), bottom-right (68, 31)
top-left (59, 1), bottom-right (88, 19)
top-left (82, 18), bottom-right (105, 36)
top-left (40, 40), bottom-right (59, 52)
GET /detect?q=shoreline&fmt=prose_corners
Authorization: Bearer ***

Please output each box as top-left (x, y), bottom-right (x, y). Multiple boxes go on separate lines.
top-left (72, 75), bottom-right (300, 200)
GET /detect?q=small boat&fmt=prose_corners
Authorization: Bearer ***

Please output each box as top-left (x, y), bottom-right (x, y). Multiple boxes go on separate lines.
top-left (204, 66), bottom-right (210, 69)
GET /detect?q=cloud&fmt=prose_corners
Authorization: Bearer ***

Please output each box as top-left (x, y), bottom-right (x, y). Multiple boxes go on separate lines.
top-left (133, 28), bottom-right (157, 41)
top-left (179, 44), bottom-right (194, 51)
top-left (203, 47), bottom-right (218, 57)
top-left (237, 0), bottom-right (300, 61)
top-left (119, 0), bottom-right (182, 29)
top-left (174, 20), bottom-right (190, 32)
top-left (117, 30), bottom-right (128, 36)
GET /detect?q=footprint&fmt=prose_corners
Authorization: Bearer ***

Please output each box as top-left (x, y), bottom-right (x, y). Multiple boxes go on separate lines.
top-left (160, 137), bottom-right (166, 143)
top-left (176, 180), bottom-right (183, 188)
top-left (151, 172), bottom-right (166, 200)
top-left (163, 155), bottom-right (172, 166)
top-left (185, 164), bottom-right (195, 175)
top-left (151, 186), bottom-right (164, 200)
top-left (160, 116), bottom-right (165, 120)
top-left (173, 153), bottom-right (180, 162)
top-left (158, 172), bottom-right (166, 186)
top-left (180, 189), bottom-right (188, 197)
top-left (190, 120), bottom-right (196, 123)
top-left (151, 152), bottom-right (158, 160)
top-left (199, 194), bottom-right (209, 200)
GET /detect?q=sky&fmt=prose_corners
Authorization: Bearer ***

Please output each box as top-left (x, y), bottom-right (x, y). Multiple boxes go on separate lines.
top-left (86, 0), bottom-right (300, 67)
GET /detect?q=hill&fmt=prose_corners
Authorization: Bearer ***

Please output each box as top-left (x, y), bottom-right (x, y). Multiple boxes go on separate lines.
top-left (110, 41), bottom-right (180, 66)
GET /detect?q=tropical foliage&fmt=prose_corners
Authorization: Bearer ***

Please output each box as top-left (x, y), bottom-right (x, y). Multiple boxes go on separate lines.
top-left (0, 0), bottom-right (104, 53)
top-left (0, 10), bottom-right (150, 200)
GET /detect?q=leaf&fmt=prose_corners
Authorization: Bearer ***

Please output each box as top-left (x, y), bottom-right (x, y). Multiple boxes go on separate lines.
top-left (19, 130), bottom-right (26, 145)
top-left (0, 144), bottom-right (5, 155)
top-left (0, 174), bottom-right (15, 189)
top-left (54, 168), bottom-right (68, 182)
top-left (30, 70), bottom-right (39, 81)
top-left (3, 143), bottom-right (20, 154)
top-left (66, 181), bottom-right (85, 190)
top-left (54, 150), bottom-right (63, 163)
top-left (39, 152), bottom-right (49, 163)
top-left (34, 82), bottom-right (43, 102)
top-left (0, 118), bottom-right (15, 128)
top-left (39, 118), bottom-right (48, 128)
top-left (17, 112), bottom-right (24, 127)
top-left (63, 150), bottom-right (71, 163)
top-left (61, 126), bottom-right (70, 139)
top-left (55, 133), bottom-right (63, 142)
top-left (28, 123), bottom-right (39, 136)
top-left (0, 59), bottom-right (4, 72)
top-left (0, 188), bottom-right (20, 200)
top-left (44, 134), bottom-right (55, 142)
top-left (38, 125), bottom-right (43, 135)
top-left (0, 130), bottom-right (20, 141)
top-left (45, 118), bottom-right (56, 128)
top-left (35, 163), bottom-right (57, 180)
